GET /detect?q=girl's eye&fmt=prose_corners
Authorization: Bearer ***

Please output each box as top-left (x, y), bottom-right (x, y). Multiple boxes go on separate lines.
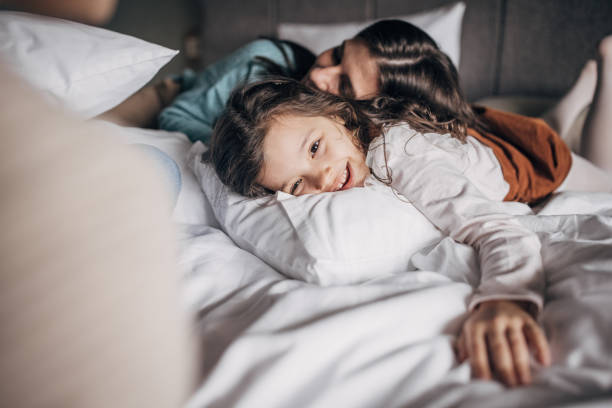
top-left (310, 140), bottom-right (320, 157)
top-left (290, 178), bottom-right (302, 195)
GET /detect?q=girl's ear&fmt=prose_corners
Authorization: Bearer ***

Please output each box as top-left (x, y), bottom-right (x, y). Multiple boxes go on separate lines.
top-left (331, 115), bottom-right (346, 126)
top-left (331, 116), bottom-right (353, 137)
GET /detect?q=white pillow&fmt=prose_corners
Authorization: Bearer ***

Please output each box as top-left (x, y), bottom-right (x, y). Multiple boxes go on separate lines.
top-left (0, 11), bottom-right (178, 118)
top-left (93, 121), bottom-right (218, 227)
top-left (190, 142), bottom-right (444, 285)
top-left (278, 2), bottom-right (465, 68)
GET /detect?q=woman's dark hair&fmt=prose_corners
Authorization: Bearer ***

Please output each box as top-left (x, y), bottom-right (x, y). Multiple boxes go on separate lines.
top-left (211, 77), bottom-right (473, 197)
top-left (254, 37), bottom-right (315, 80)
top-left (355, 20), bottom-right (485, 139)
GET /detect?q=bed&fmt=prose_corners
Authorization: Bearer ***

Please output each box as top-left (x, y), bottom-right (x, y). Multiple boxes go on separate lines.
top-left (2, 3), bottom-right (612, 407)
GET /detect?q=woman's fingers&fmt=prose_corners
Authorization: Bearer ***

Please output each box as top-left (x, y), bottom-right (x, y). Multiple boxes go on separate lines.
top-left (154, 78), bottom-right (181, 108)
top-left (508, 324), bottom-right (532, 385)
top-left (487, 328), bottom-right (518, 387)
top-left (524, 322), bottom-right (552, 366)
top-left (466, 324), bottom-right (492, 380)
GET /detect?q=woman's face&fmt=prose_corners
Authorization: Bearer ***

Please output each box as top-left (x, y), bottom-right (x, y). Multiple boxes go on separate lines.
top-left (303, 38), bottom-right (379, 99)
top-left (256, 114), bottom-right (371, 196)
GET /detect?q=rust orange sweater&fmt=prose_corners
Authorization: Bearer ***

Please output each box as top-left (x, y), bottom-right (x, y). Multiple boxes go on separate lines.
top-left (468, 107), bottom-right (572, 204)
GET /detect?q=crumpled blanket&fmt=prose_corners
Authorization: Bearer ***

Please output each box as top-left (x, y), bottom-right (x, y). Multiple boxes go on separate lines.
top-left (180, 192), bottom-right (612, 408)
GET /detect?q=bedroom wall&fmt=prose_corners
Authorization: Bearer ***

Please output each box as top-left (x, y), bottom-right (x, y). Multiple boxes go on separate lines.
top-left (499, 0), bottom-right (612, 96)
top-left (103, 0), bottom-right (200, 79)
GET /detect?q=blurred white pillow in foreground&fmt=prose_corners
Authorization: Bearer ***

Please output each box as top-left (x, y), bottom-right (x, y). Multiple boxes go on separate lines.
top-left (0, 11), bottom-right (177, 118)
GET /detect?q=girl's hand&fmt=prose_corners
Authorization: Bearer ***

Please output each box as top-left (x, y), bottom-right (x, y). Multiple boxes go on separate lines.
top-left (456, 300), bottom-right (551, 387)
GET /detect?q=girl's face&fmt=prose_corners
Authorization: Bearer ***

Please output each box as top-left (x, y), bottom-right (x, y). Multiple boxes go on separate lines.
top-left (256, 114), bottom-right (371, 196)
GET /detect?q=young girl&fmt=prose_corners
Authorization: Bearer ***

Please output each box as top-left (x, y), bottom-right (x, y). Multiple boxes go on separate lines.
top-left (210, 75), bottom-right (561, 387)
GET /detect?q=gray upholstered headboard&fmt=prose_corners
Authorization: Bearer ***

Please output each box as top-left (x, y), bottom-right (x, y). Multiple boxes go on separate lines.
top-left (198, 0), bottom-right (612, 101)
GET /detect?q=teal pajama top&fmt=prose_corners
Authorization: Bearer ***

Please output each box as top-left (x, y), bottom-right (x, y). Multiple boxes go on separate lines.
top-left (158, 39), bottom-right (313, 144)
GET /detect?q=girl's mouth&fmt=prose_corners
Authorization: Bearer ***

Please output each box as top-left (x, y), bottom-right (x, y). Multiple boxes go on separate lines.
top-left (338, 164), bottom-right (352, 191)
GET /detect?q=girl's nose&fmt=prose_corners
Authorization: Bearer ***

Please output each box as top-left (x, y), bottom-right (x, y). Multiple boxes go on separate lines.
top-left (311, 165), bottom-right (334, 192)
top-left (308, 66), bottom-right (341, 95)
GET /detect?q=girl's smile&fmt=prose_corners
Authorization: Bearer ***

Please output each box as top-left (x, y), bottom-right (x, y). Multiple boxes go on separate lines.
top-left (256, 114), bottom-right (371, 196)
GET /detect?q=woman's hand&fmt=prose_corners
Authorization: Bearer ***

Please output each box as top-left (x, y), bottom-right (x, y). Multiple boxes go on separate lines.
top-left (456, 300), bottom-right (551, 387)
top-left (96, 78), bottom-right (181, 128)
top-left (154, 77), bottom-right (181, 108)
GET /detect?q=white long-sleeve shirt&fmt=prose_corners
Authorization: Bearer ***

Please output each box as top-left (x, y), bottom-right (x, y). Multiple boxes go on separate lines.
top-left (366, 124), bottom-right (544, 313)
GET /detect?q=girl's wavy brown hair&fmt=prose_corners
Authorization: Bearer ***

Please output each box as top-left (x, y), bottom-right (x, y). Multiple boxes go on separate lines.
top-left (211, 78), bottom-right (371, 197)
top-left (210, 77), bottom-right (469, 197)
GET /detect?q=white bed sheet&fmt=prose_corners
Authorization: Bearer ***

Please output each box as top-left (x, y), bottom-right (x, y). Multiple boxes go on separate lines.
top-left (122, 127), bottom-right (612, 407)
top-left (179, 188), bottom-right (612, 407)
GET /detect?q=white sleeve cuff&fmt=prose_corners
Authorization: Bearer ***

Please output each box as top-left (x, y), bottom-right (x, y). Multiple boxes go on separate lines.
top-left (468, 291), bottom-right (543, 319)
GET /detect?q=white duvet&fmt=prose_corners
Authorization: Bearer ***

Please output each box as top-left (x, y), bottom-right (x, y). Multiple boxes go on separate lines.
top-left (179, 194), bottom-right (612, 407)
top-left (116, 126), bottom-right (612, 407)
